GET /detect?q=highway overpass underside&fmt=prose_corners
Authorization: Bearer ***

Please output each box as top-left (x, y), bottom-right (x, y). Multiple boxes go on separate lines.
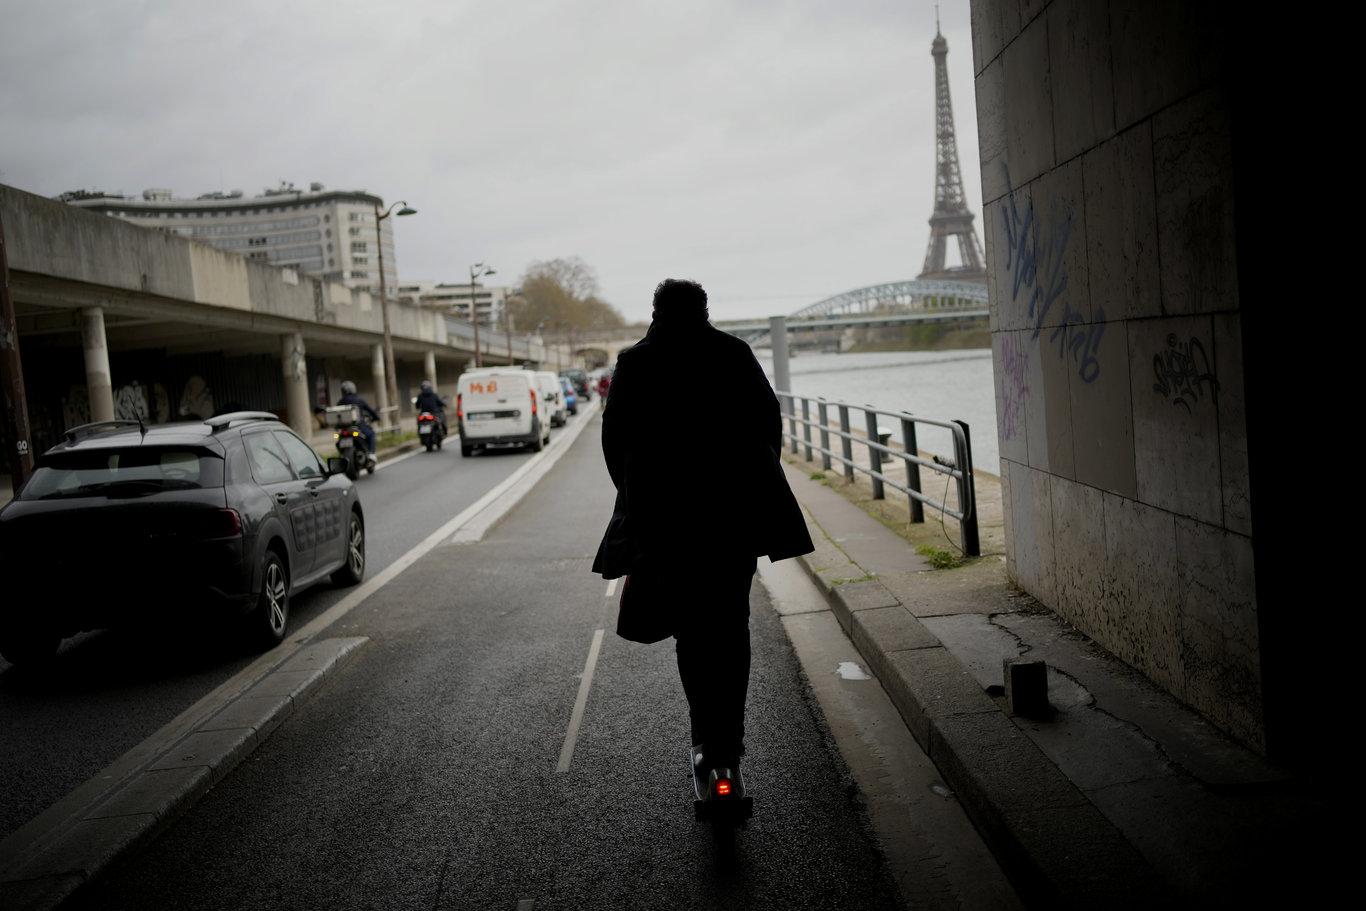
top-left (9, 275), bottom-right (470, 454)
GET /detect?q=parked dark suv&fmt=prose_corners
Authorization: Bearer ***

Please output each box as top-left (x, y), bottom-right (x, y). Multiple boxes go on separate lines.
top-left (0, 412), bottom-right (366, 665)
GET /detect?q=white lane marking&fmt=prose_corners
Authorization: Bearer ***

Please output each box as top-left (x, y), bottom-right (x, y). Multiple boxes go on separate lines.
top-left (517, 901), bottom-right (535, 911)
top-left (374, 446), bottom-right (423, 472)
top-left (445, 400), bottom-right (600, 545)
top-left (556, 629), bottom-right (605, 774)
top-left (605, 578), bottom-right (618, 598)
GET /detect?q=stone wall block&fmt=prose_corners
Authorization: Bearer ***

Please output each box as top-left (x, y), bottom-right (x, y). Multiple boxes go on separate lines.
top-left (1174, 518), bottom-right (1263, 749)
top-left (1049, 476), bottom-right (1106, 632)
top-left (1129, 315), bottom-right (1222, 525)
top-left (986, 184), bottom-right (1033, 333)
top-left (1003, 16), bottom-right (1055, 186)
top-left (1153, 88), bottom-right (1238, 316)
top-left (1102, 493), bottom-right (1182, 694)
top-left (977, 57), bottom-right (1009, 205)
top-left (1110, 0), bottom-right (1202, 130)
top-left (1068, 313), bottom-right (1136, 497)
top-left (1048, 0), bottom-right (1116, 162)
top-left (1009, 462), bottom-right (1056, 605)
top-left (995, 329), bottom-right (1030, 464)
top-left (1025, 327), bottom-right (1075, 479)
top-left (1213, 313), bottom-right (1251, 535)
top-left (1029, 156), bottom-right (1089, 327)
top-left (1083, 122), bottom-right (1160, 322)
top-left (971, 0), bottom-right (1023, 74)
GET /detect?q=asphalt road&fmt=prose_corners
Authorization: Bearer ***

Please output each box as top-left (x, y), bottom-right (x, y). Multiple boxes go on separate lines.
top-left (0, 425), bottom-right (569, 842)
top-left (75, 413), bottom-right (909, 910)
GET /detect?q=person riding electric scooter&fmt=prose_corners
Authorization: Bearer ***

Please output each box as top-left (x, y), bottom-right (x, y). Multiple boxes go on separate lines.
top-left (338, 380), bottom-right (380, 470)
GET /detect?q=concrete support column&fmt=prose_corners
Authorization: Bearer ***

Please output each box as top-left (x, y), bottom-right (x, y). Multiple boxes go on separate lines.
top-left (281, 332), bottom-right (311, 438)
top-left (424, 350), bottom-right (438, 391)
top-left (370, 342), bottom-right (390, 427)
top-left (81, 307), bottom-right (114, 423)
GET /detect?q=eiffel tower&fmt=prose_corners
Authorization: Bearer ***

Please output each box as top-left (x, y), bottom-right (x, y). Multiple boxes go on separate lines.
top-left (918, 10), bottom-right (986, 283)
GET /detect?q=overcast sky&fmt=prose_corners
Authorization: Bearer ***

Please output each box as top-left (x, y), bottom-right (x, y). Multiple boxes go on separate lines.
top-left (0, 0), bottom-right (983, 323)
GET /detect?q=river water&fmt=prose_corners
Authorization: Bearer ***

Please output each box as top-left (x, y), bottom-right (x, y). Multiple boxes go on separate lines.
top-left (755, 349), bottom-right (1000, 476)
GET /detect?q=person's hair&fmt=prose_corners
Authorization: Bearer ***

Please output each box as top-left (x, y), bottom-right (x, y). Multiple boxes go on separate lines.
top-left (652, 279), bottom-right (708, 322)
top-left (340, 380), bottom-right (357, 395)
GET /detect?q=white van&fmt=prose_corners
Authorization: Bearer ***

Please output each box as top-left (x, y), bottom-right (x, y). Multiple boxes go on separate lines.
top-left (455, 368), bottom-right (551, 456)
top-left (534, 371), bottom-right (567, 427)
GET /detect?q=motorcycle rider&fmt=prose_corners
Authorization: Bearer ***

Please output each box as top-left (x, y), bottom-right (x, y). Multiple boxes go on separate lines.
top-left (414, 380), bottom-right (448, 435)
top-left (338, 380), bottom-right (380, 465)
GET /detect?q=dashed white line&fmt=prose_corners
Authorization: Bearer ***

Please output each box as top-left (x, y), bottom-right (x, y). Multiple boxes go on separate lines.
top-left (556, 629), bottom-right (605, 773)
top-left (605, 578), bottom-right (619, 598)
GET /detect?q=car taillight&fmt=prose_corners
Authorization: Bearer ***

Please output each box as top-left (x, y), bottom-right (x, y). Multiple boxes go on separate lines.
top-left (198, 508), bottom-right (243, 539)
top-left (456, 393), bottom-right (463, 420)
top-left (530, 389), bottom-right (537, 415)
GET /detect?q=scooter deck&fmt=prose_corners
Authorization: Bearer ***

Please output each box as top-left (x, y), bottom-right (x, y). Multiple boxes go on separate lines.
top-left (691, 747), bottom-right (753, 821)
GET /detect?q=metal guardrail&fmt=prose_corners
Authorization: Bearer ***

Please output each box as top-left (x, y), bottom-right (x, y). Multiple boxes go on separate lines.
top-left (776, 391), bottom-right (979, 557)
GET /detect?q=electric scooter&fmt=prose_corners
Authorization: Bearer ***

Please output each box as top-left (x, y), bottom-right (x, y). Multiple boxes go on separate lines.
top-left (691, 745), bottom-right (752, 823)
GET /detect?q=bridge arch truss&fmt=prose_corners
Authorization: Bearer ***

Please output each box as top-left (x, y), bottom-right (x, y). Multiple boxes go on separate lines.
top-left (790, 279), bottom-right (988, 319)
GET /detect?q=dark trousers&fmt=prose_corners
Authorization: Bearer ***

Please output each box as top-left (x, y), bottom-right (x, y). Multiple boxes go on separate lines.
top-left (673, 558), bottom-right (756, 761)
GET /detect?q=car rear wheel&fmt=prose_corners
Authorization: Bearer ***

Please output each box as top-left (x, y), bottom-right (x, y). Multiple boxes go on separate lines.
top-left (252, 550), bottom-right (290, 648)
top-left (331, 511), bottom-right (366, 586)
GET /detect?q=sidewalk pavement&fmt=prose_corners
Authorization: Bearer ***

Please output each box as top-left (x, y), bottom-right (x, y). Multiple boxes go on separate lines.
top-left (779, 458), bottom-right (1332, 908)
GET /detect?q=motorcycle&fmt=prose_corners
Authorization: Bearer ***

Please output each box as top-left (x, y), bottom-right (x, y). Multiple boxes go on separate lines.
top-left (418, 411), bottom-right (446, 451)
top-left (325, 405), bottom-right (377, 480)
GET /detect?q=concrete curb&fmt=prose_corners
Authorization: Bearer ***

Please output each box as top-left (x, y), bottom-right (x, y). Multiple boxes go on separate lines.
top-left (793, 532), bottom-right (1165, 908)
top-left (0, 637), bottom-right (367, 911)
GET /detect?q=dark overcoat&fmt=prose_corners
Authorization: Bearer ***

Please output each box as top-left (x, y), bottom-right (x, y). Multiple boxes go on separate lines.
top-left (592, 316), bottom-right (814, 580)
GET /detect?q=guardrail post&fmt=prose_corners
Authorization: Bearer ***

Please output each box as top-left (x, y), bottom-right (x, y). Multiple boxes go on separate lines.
top-left (864, 408), bottom-right (884, 500)
top-left (901, 416), bottom-right (924, 523)
top-left (838, 405), bottom-right (854, 481)
top-left (953, 419), bottom-right (980, 557)
top-left (801, 398), bottom-right (813, 461)
top-left (817, 400), bottom-right (831, 471)
top-left (789, 398), bottom-right (799, 454)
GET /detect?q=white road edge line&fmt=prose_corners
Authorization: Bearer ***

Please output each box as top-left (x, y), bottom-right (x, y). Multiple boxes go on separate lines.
top-left (556, 628), bottom-right (605, 774)
top-left (0, 398), bottom-right (601, 875)
top-left (605, 578), bottom-right (619, 598)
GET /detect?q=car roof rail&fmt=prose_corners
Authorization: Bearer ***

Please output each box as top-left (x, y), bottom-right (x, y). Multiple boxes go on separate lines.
top-left (205, 411), bottom-right (282, 431)
top-left (63, 420), bottom-right (145, 443)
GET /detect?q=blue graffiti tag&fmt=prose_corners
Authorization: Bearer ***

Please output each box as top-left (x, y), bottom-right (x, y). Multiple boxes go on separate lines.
top-left (1001, 164), bottom-right (1099, 383)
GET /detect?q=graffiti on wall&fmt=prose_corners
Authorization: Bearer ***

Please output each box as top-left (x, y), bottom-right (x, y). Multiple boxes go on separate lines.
top-left (179, 376), bottom-right (215, 420)
top-left (1001, 165), bottom-right (1104, 384)
top-left (113, 381), bottom-right (148, 422)
top-left (1000, 334), bottom-right (1030, 440)
top-left (1153, 334), bottom-right (1219, 412)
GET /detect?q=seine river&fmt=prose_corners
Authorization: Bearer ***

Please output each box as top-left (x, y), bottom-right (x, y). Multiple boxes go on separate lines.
top-left (755, 349), bottom-right (1000, 476)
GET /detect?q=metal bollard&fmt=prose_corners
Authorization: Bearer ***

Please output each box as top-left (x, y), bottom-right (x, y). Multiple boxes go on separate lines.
top-left (838, 405), bottom-right (854, 481)
top-left (817, 400), bottom-right (831, 471)
top-left (901, 417), bottom-right (924, 523)
top-left (801, 398), bottom-right (813, 461)
top-left (865, 408), bottom-right (884, 500)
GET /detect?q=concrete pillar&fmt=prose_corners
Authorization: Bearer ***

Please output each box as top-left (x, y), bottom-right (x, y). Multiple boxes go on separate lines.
top-left (370, 343), bottom-right (390, 426)
top-left (424, 350), bottom-right (438, 391)
top-left (281, 332), bottom-right (312, 438)
top-left (81, 307), bottom-right (114, 423)
top-left (769, 314), bottom-right (790, 405)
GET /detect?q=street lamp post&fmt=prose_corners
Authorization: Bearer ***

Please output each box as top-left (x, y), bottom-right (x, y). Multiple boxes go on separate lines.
top-left (373, 198), bottom-right (417, 424)
top-left (469, 263), bottom-right (496, 367)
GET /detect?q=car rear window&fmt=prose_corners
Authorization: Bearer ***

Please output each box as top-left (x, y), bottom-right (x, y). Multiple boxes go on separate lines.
top-left (20, 447), bottom-right (224, 500)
